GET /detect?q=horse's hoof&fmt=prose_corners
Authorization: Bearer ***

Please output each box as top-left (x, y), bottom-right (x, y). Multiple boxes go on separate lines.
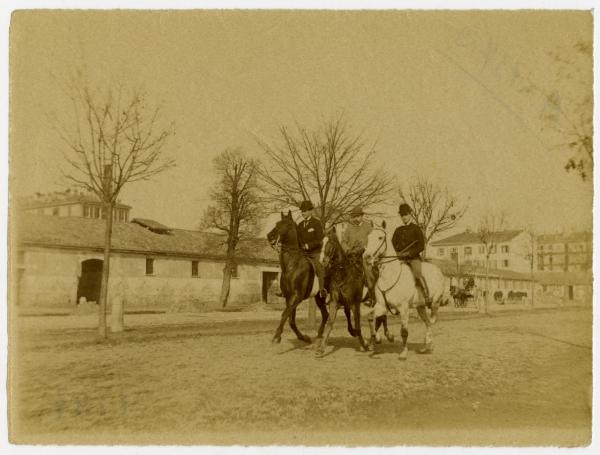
top-left (418, 345), bottom-right (433, 354)
top-left (271, 336), bottom-right (282, 345)
top-left (399, 349), bottom-right (408, 360)
top-left (315, 348), bottom-right (325, 357)
top-left (301, 336), bottom-right (312, 344)
top-left (385, 332), bottom-right (395, 343)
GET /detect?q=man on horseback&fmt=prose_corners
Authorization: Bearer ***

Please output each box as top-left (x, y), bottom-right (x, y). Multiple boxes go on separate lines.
top-left (392, 203), bottom-right (432, 305)
top-left (341, 206), bottom-right (377, 306)
top-left (297, 200), bottom-right (327, 298)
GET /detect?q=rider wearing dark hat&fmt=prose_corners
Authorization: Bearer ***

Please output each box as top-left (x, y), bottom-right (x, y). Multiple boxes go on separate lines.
top-left (297, 200), bottom-right (327, 297)
top-left (392, 203), bottom-right (432, 305)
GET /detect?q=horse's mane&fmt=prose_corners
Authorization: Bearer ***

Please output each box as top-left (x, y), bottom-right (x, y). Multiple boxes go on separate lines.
top-left (281, 214), bottom-right (301, 250)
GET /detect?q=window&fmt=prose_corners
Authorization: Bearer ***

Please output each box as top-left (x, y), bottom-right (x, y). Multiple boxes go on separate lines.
top-left (501, 245), bottom-right (509, 253)
top-left (450, 247), bottom-right (458, 253)
top-left (146, 258), bottom-right (154, 275)
top-left (464, 247), bottom-right (472, 256)
top-left (93, 206), bottom-right (100, 218)
top-left (502, 260), bottom-right (509, 268)
top-left (52, 207), bottom-right (60, 216)
top-left (478, 246), bottom-right (485, 254)
top-left (230, 263), bottom-right (238, 279)
top-left (490, 245), bottom-right (497, 254)
top-left (191, 260), bottom-right (199, 277)
top-left (437, 248), bottom-right (445, 257)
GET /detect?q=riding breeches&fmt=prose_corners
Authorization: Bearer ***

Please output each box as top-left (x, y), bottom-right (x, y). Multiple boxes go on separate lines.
top-left (407, 258), bottom-right (423, 280)
top-left (305, 251), bottom-right (326, 290)
top-left (407, 258), bottom-right (431, 301)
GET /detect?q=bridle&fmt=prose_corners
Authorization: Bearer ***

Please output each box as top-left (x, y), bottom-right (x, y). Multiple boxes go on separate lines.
top-left (368, 228), bottom-right (399, 265)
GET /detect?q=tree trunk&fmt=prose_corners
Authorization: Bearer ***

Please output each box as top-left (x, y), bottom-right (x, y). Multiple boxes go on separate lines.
top-left (530, 261), bottom-right (535, 307)
top-left (482, 260), bottom-right (490, 314)
top-left (219, 258), bottom-right (234, 308)
top-left (98, 201), bottom-right (114, 339)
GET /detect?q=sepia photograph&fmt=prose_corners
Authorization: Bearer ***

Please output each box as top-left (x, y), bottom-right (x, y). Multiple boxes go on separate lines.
top-left (4, 2), bottom-right (595, 448)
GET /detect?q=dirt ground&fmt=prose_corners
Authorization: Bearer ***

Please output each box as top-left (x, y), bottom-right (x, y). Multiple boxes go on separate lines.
top-left (10, 306), bottom-right (592, 446)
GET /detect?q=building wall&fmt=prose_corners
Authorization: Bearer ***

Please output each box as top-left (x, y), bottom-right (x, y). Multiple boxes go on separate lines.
top-left (537, 237), bottom-right (592, 272)
top-left (23, 202), bottom-right (130, 221)
top-left (433, 232), bottom-right (534, 274)
top-left (14, 246), bottom-right (279, 313)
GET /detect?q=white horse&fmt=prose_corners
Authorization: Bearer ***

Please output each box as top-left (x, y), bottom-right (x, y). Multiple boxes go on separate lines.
top-left (363, 221), bottom-right (447, 359)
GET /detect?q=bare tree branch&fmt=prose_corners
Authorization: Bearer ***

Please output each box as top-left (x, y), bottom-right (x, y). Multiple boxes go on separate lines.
top-left (399, 176), bottom-right (468, 255)
top-left (257, 116), bottom-right (395, 227)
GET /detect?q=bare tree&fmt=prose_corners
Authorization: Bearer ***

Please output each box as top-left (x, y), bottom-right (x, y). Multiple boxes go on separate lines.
top-left (399, 176), bottom-right (468, 257)
top-left (520, 40), bottom-right (592, 181)
top-left (476, 212), bottom-right (506, 314)
top-left (257, 117), bottom-right (395, 227)
top-left (520, 227), bottom-right (537, 307)
top-left (54, 76), bottom-right (175, 338)
top-left (200, 149), bottom-right (264, 308)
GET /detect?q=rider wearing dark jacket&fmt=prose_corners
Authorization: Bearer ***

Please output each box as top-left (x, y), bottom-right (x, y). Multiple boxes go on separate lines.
top-left (296, 200), bottom-right (327, 297)
top-left (392, 203), bottom-right (432, 305)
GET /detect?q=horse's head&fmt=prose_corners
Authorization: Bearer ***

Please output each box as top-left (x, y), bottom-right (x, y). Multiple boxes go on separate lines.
top-left (267, 210), bottom-right (298, 248)
top-left (364, 220), bottom-right (387, 266)
top-left (320, 226), bottom-right (342, 269)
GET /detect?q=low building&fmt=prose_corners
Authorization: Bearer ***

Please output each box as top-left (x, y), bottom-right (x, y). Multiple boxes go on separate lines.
top-left (429, 258), bottom-right (536, 301)
top-left (12, 213), bottom-right (281, 314)
top-left (534, 271), bottom-right (593, 302)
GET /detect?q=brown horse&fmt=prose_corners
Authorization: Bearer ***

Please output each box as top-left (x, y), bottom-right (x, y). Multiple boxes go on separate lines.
top-left (266, 211), bottom-right (329, 344)
top-left (315, 227), bottom-right (370, 356)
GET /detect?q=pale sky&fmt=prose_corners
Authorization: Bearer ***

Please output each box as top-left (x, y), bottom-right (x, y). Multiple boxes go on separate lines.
top-left (9, 10), bottom-right (593, 238)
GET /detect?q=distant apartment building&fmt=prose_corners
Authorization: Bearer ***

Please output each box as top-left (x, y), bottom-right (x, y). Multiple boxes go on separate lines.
top-left (430, 229), bottom-right (534, 274)
top-left (19, 190), bottom-right (131, 222)
top-left (536, 231), bottom-right (592, 272)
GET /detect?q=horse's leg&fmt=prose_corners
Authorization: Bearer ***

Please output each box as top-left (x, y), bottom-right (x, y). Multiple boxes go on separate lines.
top-left (365, 305), bottom-right (377, 350)
top-left (398, 301), bottom-right (410, 360)
top-left (430, 294), bottom-right (440, 324)
top-left (416, 304), bottom-right (433, 354)
top-left (315, 294), bottom-right (329, 339)
top-left (353, 302), bottom-right (369, 351)
top-left (289, 296), bottom-right (311, 344)
top-left (316, 297), bottom-right (339, 357)
top-left (344, 305), bottom-right (355, 337)
top-left (272, 300), bottom-right (292, 344)
top-left (380, 315), bottom-right (395, 342)
top-left (372, 288), bottom-right (387, 344)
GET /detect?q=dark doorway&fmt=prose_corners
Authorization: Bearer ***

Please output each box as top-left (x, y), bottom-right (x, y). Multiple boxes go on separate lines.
top-left (262, 271), bottom-right (279, 304)
top-left (77, 259), bottom-right (103, 304)
top-left (568, 285), bottom-right (574, 300)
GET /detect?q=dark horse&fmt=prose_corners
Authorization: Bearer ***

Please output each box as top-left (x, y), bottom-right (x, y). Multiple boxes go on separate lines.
top-left (315, 227), bottom-right (370, 356)
top-left (266, 211), bottom-right (330, 344)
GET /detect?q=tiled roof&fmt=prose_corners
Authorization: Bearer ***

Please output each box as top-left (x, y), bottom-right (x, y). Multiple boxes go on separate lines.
top-left (430, 230), bottom-right (523, 246)
top-left (534, 271), bottom-right (593, 286)
top-left (14, 214), bottom-right (278, 264)
top-left (19, 193), bottom-right (131, 210)
top-left (537, 231), bottom-right (592, 244)
top-left (427, 258), bottom-right (535, 281)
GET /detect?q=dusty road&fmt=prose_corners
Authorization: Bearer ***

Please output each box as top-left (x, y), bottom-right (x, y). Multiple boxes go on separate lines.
top-left (10, 306), bottom-right (592, 446)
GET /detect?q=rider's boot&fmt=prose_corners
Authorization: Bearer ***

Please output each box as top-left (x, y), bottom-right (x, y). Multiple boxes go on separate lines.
top-left (418, 278), bottom-right (433, 307)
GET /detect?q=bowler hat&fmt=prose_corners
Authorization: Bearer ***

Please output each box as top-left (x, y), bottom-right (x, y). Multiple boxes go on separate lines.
top-left (299, 200), bottom-right (314, 212)
top-left (350, 206), bottom-right (364, 216)
top-left (398, 203), bottom-right (412, 216)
